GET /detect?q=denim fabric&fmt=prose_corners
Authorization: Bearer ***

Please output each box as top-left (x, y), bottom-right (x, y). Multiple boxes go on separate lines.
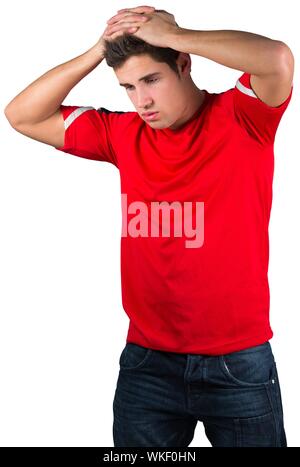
top-left (112, 341), bottom-right (287, 447)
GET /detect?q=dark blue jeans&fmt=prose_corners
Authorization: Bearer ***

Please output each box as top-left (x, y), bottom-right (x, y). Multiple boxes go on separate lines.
top-left (112, 341), bottom-right (287, 447)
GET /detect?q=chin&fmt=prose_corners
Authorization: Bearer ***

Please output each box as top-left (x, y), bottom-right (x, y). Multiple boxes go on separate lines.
top-left (147, 120), bottom-right (168, 129)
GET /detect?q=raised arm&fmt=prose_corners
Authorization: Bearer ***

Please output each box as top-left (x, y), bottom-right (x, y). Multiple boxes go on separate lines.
top-left (3, 35), bottom-right (107, 149)
top-left (105, 6), bottom-right (294, 108)
top-left (3, 6), bottom-right (155, 150)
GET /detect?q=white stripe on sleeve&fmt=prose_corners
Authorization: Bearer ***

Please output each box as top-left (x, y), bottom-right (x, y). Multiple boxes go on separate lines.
top-left (235, 79), bottom-right (257, 99)
top-left (64, 106), bottom-right (95, 130)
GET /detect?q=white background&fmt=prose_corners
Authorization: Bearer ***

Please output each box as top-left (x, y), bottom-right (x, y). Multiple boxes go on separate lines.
top-left (1, 0), bottom-right (299, 447)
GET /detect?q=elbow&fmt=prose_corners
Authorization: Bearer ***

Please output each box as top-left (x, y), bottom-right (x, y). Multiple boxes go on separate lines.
top-left (4, 104), bottom-right (11, 120)
top-left (274, 41), bottom-right (295, 74)
top-left (4, 103), bottom-right (20, 128)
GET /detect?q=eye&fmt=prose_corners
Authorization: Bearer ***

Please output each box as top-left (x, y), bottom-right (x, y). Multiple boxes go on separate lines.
top-left (125, 77), bottom-right (159, 91)
top-left (145, 77), bottom-right (159, 84)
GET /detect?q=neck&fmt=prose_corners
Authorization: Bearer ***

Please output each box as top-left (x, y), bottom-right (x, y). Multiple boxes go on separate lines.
top-left (169, 84), bottom-right (206, 130)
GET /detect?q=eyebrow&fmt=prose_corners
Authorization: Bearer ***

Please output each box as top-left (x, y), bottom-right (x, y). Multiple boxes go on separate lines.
top-left (119, 72), bottom-right (162, 87)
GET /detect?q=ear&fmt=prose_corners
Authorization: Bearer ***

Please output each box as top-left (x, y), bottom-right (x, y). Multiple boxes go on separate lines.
top-left (176, 52), bottom-right (191, 75)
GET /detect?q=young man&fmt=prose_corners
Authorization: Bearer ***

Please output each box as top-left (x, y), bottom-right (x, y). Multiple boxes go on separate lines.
top-left (4, 5), bottom-right (294, 447)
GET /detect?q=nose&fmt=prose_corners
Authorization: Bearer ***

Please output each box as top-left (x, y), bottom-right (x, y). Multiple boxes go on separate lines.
top-left (136, 89), bottom-right (153, 110)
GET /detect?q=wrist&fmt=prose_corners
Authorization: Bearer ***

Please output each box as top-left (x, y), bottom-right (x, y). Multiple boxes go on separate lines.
top-left (90, 41), bottom-right (105, 61)
top-left (166, 27), bottom-right (193, 53)
top-left (166, 26), bottom-right (187, 50)
top-left (162, 26), bottom-right (178, 48)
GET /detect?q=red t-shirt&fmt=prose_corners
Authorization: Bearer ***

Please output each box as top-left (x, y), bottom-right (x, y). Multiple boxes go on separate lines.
top-left (55, 72), bottom-right (293, 355)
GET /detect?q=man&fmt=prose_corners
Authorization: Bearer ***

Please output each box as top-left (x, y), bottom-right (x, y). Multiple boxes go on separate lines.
top-left (4, 5), bottom-right (294, 447)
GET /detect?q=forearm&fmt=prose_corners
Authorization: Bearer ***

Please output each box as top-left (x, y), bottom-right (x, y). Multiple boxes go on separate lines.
top-left (4, 43), bottom-right (104, 126)
top-left (169, 29), bottom-right (286, 76)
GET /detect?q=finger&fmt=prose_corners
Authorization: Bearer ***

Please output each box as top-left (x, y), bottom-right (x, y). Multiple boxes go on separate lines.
top-left (106, 22), bottom-right (143, 36)
top-left (117, 6), bottom-right (155, 13)
top-left (107, 20), bottom-right (145, 32)
top-left (107, 12), bottom-right (131, 24)
top-left (106, 25), bottom-right (140, 36)
top-left (107, 13), bottom-right (148, 25)
top-left (106, 27), bottom-right (139, 41)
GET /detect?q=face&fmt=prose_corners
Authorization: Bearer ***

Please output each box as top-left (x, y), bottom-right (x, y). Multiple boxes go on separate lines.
top-left (114, 53), bottom-right (193, 130)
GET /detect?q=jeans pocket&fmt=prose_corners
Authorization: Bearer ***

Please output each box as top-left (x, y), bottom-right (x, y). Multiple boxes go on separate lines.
top-left (234, 411), bottom-right (277, 447)
top-left (219, 342), bottom-right (277, 387)
top-left (119, 343), bottom-right (153, 371)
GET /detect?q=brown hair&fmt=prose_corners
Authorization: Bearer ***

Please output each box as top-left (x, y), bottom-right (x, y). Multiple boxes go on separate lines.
top-left (103, 34), bottom-right (181, 77)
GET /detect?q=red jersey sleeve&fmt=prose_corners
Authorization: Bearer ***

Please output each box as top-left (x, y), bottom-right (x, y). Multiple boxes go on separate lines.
top-left (233, 72), bottom-right (293, 145)
top-left (55, 105), bottom-right (123, 167)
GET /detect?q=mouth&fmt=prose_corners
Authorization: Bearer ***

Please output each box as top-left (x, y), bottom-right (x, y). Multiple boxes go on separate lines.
top-left (142, 111), bottom-right (159, 121)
